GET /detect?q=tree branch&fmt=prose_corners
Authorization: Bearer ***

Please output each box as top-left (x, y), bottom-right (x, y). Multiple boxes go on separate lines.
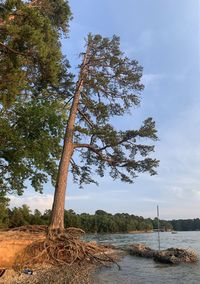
top-left (77, 108), bottom-right (94, 128)
top-left (0, 42), bottom-right (27, 56)
top-left (73, 143), bottom-right (117, 165)
top-left (62, 96), bottom-right (74, 109)
top-left (98, 133), bottom-right (138, 152)
top-left (0, 0), bottom-right (42, 26)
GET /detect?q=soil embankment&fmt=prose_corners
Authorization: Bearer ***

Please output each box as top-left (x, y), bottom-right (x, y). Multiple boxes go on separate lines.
top-left (0, 230), bottom-right (46, 268)
top-left (0, 229), bottom-right (122, 283)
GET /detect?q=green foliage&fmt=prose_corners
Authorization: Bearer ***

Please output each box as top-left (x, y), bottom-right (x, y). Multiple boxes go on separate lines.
top-left (30, 209), bottom-right (43, 225)
top-left (0, 205), bottom-right (175, 232)
top-left (9, 204), bottom-right (31, 227)
top-left (0, 99), bottom-right (68, 194)
top-left (64, 209), bottom-right (80, 228)
top-left (0, 191), bottom-right (9, 228)
top-left (171, 219), bottom-right (200, 231)
top-left (6, 202), bottom-right (200, 233)
top-left (0, 0), bottom-right (72, 105)
top-left (0, 0), bottom-right (74, 196)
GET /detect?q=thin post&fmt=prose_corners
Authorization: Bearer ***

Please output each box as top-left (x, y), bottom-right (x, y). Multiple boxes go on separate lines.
top-left (157, 205), bottom-right (161, 251)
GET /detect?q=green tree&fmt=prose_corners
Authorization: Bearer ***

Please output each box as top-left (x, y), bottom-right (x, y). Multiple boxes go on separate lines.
top-left (79, 213), bottom-right (95, 232)
top-left (30, 209), bottom-right (43, 225)
top-left (0, 99), bottom-right (68, 194)
top-left (41, 209), bottom-right (52, 225)
top-left (127, 220), bottom-right (137, 232)
top-left (0, 0), bottom-right (72, 105)
top-left (9, 204), bottom-right (31, 227)
top-left (0, 0), bottom-right (73, 195)
top-left (50, 34), bottom-right (159, 230)
top-left (0, 191), bottom-right (9, 228)
top-left (64, 209), bottom-right (80, 228)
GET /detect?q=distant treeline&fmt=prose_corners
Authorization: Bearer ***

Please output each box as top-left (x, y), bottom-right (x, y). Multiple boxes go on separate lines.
top-left (0, 204), bottom-right (172, 232)
top-left (0, 204), bottom-right (199, 233)
top-left (170, 219), bottom-right (200, 231)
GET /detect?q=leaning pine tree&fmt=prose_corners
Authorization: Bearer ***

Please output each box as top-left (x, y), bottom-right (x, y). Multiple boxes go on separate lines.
top-left (50, 34), bottom-right (159, 230)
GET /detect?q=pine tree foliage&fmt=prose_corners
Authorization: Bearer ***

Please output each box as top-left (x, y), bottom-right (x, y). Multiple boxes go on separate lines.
top-left (0, 0), bottom-right (72, 106)
top-left (67, 34), bottom-right (159, 187)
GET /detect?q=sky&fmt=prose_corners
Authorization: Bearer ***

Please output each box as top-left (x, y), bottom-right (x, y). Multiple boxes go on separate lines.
top-left (10, 0), bottom-right (200, 220)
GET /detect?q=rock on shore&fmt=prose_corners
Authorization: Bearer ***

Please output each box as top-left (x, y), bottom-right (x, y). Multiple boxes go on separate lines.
top-left (128, 244), bottom-right (198, 264)
top-left (154, 248), bottom-right (198, 264)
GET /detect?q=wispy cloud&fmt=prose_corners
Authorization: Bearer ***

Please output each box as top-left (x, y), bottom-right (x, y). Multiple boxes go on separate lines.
top-left (8, 194), bottom-right (91, 213)
top-left (142, 73), bottom-right (164, 86)
top-left (67, 195), bottom-right (91, 201)
top-left (139, 197), bottom-right (167, 204)
top-left (9, 194), bottom-right (53, 213)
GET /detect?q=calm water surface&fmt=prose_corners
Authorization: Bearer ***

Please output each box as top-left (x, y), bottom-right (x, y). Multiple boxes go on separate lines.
top-left (87, 231), bottom-right (200, 284)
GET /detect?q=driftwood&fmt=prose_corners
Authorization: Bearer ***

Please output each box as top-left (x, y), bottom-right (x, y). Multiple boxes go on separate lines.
top-left (128, 243), bottom-right (198, 264)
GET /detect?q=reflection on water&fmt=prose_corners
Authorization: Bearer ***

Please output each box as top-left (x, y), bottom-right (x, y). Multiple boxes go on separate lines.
top-left (87, 232), bottom-right (200, 284)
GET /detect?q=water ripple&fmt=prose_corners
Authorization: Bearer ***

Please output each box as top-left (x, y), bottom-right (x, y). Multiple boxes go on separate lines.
top-left (88, 231), bottom-right (200, 284)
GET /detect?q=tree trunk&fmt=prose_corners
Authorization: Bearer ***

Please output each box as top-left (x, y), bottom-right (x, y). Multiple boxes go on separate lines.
top-left (49, 45), bottom-right (90, 230)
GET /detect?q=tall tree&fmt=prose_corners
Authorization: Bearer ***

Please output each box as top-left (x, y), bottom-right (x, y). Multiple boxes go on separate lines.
top-left (0, 0), bottom-right (73, 194)
top-left (50, 34), bottom-right (159, 230)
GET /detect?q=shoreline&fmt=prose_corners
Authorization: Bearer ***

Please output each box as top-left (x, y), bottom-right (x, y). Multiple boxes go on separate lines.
top-left (0, 229), bottom-right (124, 284)
top-left (128, 230), bottom-right (153, 234)
top-left (0, 248), bottom-right (124, 284)
top-left (86, 230), bottom-right (154, 235)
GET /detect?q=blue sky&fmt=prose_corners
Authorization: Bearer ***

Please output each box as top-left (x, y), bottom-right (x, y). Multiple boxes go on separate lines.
top-left (10, 0), bottom-right (200, 219)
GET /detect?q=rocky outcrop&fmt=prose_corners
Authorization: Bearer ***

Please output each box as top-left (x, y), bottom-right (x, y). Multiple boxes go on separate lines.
top-left (128, 243), bottom-right (198, 264)
top-left (129, 244), bottom-right (155, 258)
top-left (154, 248), bottom-right (198, 264)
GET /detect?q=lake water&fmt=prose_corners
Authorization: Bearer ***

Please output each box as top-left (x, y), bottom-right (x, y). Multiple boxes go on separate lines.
top-left (87, 231), bottom-right (200, 284)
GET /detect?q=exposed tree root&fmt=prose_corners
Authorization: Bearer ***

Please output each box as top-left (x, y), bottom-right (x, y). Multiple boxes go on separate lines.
top-left (10, 225), bottom-right (48, 233)
top-left (12, 226), bottom-right (120, 271)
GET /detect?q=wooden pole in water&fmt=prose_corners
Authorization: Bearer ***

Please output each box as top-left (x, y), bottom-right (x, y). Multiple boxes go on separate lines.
top-left (157, 205), bottom-right (161, 251)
